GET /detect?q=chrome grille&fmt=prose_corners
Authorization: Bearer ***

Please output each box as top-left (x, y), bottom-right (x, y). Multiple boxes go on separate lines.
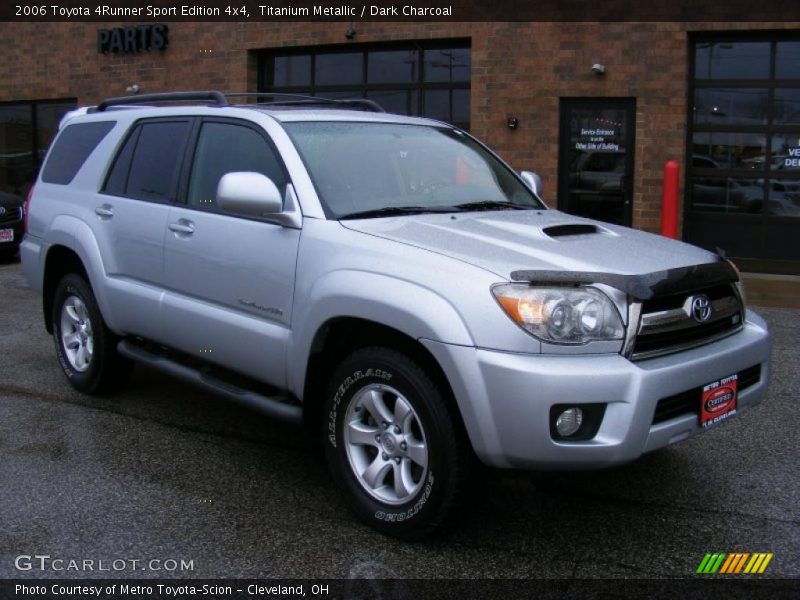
top-left (630, 283), bottom-right (743, 360)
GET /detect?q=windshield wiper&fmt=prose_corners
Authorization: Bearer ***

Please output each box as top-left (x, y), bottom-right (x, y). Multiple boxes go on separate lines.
top-left (451, 200), bottom-right (532, 212)
top-left (339, 206), bottom-right (457, 220)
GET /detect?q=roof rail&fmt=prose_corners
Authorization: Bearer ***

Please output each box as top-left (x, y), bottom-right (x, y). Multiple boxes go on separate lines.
top-left (225, 92), bottom-right (385, 113)
top-left (95, 91), bottom-right (228, 112)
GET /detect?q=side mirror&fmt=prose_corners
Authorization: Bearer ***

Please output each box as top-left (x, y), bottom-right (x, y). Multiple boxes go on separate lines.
top-left (520, 171), bottom-right (544, 197)
top-left (217, 172), bottom-right (282, 218)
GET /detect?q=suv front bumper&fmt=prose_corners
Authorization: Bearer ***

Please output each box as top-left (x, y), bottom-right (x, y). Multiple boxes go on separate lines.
top-left (422, 309), bottom-right (771, 469)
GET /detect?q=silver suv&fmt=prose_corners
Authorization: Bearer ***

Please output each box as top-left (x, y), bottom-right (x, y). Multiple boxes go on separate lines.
top-left (21, 91), bottom-right (771, 539)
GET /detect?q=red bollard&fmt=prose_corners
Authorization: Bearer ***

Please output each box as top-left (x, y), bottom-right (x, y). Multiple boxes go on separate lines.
top-left (661, 160), bottom-right (680, 239)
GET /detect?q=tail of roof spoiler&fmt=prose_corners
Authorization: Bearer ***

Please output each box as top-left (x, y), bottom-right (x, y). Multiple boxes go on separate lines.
top-left (58, 104), bottom-right (147, 130)
top-left (509, 259), bottom-right (739, 301)
top-left (58, 107), bottom-right (93, 130)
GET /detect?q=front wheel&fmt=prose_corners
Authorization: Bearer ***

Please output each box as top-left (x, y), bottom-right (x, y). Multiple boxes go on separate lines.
top-left (52, 273), bottom-right (131, 395)
top-left (323, 347), bottom-right (468, 540)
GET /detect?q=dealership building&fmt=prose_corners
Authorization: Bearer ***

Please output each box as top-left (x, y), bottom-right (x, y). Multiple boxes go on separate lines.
top-left (1, 20), bottom-right (799, 281)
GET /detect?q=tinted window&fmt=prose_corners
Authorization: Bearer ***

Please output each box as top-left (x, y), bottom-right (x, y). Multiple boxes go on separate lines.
top-left (124, 121), bottom-right (190, 201)
top-left (104, 126), bottom-right (138, 196)
top-left (187, 122), bottom-right (286, 211)
top-left (41, 121), bottom-right (115, 185)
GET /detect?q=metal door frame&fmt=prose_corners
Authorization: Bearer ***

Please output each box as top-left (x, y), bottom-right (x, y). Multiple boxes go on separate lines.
top-left (558, 97), bottom-right (636, 227)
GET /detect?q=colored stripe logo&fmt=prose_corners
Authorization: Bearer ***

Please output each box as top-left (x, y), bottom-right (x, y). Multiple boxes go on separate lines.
top-left (697, 552), bottom-right (773, 574)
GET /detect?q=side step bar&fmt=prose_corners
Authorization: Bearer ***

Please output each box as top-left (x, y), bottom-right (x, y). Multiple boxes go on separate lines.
top-left (118, 340), bottom-right (303, 425)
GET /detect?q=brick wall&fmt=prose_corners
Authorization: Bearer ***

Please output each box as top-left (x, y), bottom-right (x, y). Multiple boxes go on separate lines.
top-left (1, 21), bottom-right (797, 232)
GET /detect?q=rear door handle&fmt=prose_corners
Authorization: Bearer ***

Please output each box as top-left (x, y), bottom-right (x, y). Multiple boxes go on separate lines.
top-left (94, 205), bottom-right (114, 218)
top-left (168, 221), bottom-right (195, 235)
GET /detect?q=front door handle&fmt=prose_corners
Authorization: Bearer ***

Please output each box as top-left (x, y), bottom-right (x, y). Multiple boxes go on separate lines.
top-left (94, 205), bottom-right (114, 219)
top-left (168, 221), bottom-right (195, 235)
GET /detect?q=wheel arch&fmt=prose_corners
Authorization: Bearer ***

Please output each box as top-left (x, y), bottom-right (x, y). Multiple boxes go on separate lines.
top-left (300, 317), bottom-right (470, 448)
top-left (42, 245), bottom-right (89, 333)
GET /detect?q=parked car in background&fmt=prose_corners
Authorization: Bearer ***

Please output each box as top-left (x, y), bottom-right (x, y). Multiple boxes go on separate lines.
top-left (0, 190), bottom-right (24, 258)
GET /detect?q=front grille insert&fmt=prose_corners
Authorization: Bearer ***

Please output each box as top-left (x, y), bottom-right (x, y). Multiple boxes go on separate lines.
top-left (652, 364), bottom-right (761, 425)
top-left (630, 283), bottom-right (743, 360)
top-left (0, 206), bottom-right (22, 225)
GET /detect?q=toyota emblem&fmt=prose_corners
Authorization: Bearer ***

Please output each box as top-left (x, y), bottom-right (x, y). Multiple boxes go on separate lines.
top-left (691, 294), bottom-right (713, 323)
top-left (0, 206), bottom-right (6, 215)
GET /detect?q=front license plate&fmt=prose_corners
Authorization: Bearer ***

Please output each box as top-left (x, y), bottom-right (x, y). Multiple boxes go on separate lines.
top-left (701, 373), bottom-right (738, 429)
top-left (0, 228), bottom-right (13, 243)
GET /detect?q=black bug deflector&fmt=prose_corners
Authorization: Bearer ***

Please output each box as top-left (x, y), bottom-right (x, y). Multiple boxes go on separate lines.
top-left (510, 259), bottom-right (739, 301)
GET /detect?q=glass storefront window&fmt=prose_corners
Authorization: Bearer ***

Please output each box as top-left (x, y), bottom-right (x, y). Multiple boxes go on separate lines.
top-left (688, 37), bottom-right (800, 269)
top-left (0, 105), bottom-right (34, 201)
top-left (423, 48), bottom-right (471, 82)
top-left (260, 42), bottom-right (471, 129)
top-left (768, 179), bottom-right (800, 216)
top-left (0, 100), bottom-right (74, 202)
top-left (776, 42), bottom-right (800, 79)
top-left (365, 90), bottom-right (419, 116)
top-left (367, 50), bottom-right (418, 84)
top-left (773, 89), bottom-right (800, 125)
top-left (694, 42), bottom-right (770, 79)
top-left (690, 177), bottom-right (764, 214)
top-left (315, 53), bottom-right (363, 85)
top-left (692, 132), bottom-right (768, 170)
top-left (273, 55), bottom-right (311, 87)
top-left (770, 134), bottom-right (800, 171)
top-left (693, 88), bottom-right (769, 125)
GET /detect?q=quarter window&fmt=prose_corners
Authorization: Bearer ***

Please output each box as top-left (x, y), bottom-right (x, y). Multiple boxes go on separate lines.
top-left (42, 121), bottom-right (115, 185)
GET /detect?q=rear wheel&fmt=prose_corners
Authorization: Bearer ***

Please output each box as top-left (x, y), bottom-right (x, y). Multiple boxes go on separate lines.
top-left (52, 273), bottom-right (131, 394)
top-left (323, 346), bottom-right (468, 540)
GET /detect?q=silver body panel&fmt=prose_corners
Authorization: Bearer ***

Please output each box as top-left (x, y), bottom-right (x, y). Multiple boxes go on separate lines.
top-left (22, 104), bottom-right (772, 469)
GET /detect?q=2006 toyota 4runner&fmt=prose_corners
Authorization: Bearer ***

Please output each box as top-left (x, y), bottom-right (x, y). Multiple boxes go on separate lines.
top-left (21, 91), bottom-right (771, 539)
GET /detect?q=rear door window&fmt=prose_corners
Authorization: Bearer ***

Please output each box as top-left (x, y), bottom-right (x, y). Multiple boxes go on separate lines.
top-left (103, 119), bottom-right (191, 201)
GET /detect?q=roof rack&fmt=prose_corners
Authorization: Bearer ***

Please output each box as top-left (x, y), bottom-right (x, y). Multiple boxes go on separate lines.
top-left (91, 90), bottom-right (385, 114)
top-left (225, 92), bottom-right (385, 113)
top-left (95, 91), bottom-right (227, 112)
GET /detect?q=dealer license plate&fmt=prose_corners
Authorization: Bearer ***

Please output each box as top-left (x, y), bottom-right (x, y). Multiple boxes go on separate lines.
top-left (0, 228), bottom-right (13, 243)
top-left (701, 373), bottom-right (738, 429)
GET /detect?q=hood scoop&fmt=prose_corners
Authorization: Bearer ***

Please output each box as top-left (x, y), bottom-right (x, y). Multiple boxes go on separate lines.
top-left (542, 223), bottom-right (603, 239)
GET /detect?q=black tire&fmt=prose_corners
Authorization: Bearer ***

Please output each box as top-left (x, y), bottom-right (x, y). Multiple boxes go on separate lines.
top-left (52, 273), bottom-right (132, 395)
top-left (323, 346), bottom-right (468, 540)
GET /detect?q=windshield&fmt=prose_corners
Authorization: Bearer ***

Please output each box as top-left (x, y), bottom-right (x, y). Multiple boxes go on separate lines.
top-left (283, 122), bottom-right (544, 218)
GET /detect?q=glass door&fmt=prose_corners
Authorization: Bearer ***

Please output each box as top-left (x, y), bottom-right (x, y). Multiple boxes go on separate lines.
top-left (559, 98), bottom-right (636, 226)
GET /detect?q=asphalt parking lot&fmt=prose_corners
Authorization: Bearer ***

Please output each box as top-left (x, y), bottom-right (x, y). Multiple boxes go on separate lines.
top-left (0, 258), bottom-right (798, 580)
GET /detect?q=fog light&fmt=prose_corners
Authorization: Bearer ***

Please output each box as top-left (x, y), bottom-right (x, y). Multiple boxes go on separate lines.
top-left (555, 407), bottom-right (584, 437)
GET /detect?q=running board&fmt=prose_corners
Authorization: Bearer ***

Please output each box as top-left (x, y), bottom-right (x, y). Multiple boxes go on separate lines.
top-left (117, 340), bottom-right (302, 424)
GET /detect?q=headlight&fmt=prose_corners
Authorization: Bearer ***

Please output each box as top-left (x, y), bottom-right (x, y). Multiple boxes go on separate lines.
top-left (492, 284), bottom-right (624, 344)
